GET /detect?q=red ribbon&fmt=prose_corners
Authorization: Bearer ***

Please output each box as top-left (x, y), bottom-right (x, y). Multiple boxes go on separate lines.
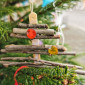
top-left (14, 66), bottom-right (43, 85)
top-left (14, 66), bottom-right (30, 85)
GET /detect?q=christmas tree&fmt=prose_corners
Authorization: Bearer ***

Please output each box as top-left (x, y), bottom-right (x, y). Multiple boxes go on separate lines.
top-left (0, 0), bottom-right (85, 85)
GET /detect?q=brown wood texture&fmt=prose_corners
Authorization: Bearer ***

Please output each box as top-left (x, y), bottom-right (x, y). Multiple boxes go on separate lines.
top-left (0, 57), bottom-right (82, 69)
top-left (1, 49), bottom-right (76, 55)
top-left (0, 61), bottom-right (45, 67)
top-left (5, 45), bottom-right (67, 52)
top-left (0, 58), bottom-right (84, 75)
top-left (10, 33), bottom-right (60, 39)
top-left (13, 28), bottom-right (54, 36)
top-left (75, 70), bottom-right (85, 75)
top-left (18, 23), bottom-right (48, 28)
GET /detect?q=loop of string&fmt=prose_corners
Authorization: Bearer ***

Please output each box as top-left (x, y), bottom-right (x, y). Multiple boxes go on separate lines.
top-left (53, 1), bottom-right (65, 46)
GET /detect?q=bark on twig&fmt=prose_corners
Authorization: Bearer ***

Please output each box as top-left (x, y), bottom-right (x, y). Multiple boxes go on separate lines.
top-left (10, 33), bottom-right (60, 39)
top-left (0, 57), bottom-right (85, 75)
top-left (5, 45), bottom-right (67, 52)
top-left (0, 61), bottom-right (45, 67)
top-left (0, 57), bottom-right (82, 69)
top-left (18, 23), bottom-right (48, 28)
top-left (0, 60), bottom-right (84, 75)
top-left (13, 28), bottom-right (54, 36)
top-left (75, 70), bottom-right (85, 75)
top-left (0, 49), bottom-right (76, 55)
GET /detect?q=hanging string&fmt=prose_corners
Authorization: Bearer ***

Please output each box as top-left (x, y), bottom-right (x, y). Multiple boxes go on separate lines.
top-left (29, 0), bottom-right (34, 12)
top-left (58, 20), bottom-right (65, 46)
top-left (53, 1), bottom-right (65, 46)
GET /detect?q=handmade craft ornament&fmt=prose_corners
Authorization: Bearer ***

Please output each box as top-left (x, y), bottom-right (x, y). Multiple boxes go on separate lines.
top-left (48, 46), bottom-right (58, 55)
top-left (42, 0), bottom-right (54, 7)
top-left (27, 29), bottom-right (36, 39)
top-left (29, 12), bottom-right (38, 24)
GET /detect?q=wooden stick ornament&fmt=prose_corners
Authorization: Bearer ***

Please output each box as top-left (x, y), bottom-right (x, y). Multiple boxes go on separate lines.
top-left (29, 0), bottom-right (40, 61)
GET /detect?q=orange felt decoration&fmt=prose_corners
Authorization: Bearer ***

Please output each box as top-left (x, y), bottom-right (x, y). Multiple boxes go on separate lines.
top-left (27, 29), bottom-right (36, 39)
top-left (20, 19), bottom-right (24, 22)
top-left (48, 46), bottom-right (58, 55)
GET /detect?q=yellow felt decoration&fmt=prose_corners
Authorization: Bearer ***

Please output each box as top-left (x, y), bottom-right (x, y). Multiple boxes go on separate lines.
top-left (48, 46), bottom-right (58, 55)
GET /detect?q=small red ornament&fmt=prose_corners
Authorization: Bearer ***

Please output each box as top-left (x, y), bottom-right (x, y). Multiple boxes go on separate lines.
top-left (20, 19), bottom-right (24, 22)
top-left (27, 29), bottom-right (36, 39)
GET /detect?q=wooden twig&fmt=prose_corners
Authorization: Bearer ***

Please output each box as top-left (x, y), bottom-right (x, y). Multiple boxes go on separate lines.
top-left (0, 59), bottom-right (84, 75)
top-left (0, 49), bottom-right (76, 55)
top-left (18, 23), bottom-right (48, 28)
top-left (5, 45), bottom-right (67, 52)
top-left (10, 33), bottom-right (60, 39)
top-left (0, 57), bottom-right (82, 69)
top-left (75, 70), bottom-right (85, 75)
top-left (0, 61), bottom-right (45, 67)
top-left (28, 57), bottom-right (82, 69)
top-left (13, 28), bottom-right (54, 36)
top-left (1, 57), bottom-right (30, 61)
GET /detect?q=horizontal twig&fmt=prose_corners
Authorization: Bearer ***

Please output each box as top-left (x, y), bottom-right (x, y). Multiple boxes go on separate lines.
top-left (13, 28), bottom-right (54, 36)
top-left (75, 70), bottom-right (85, 75)
top-left (0, 61), bottom-right (45, 67)
top-left (28, 57), bottom-right (82, 69)
top-left (5, 45), bottom-right (67, 52)
top-left (0, 60), bottom-right (84, 75)
top-left (18, 23), bottom-right (48, 28)
top-left (0, 49), bottom-right (76, 55)
top-left (0, 57), bottom-right (83, 69)
top-left (10, 33), bottom-right (60, 39)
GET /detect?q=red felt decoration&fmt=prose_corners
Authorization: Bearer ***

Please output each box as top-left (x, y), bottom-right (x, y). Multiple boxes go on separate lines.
top-left (14, 66), bottom-right (29, 85)
top-left (14, 66), bottom-right (35, 85)
top-left (27, 29), bottom-right (36, 39)
top-left (14, 66), bottom-right (43, 85)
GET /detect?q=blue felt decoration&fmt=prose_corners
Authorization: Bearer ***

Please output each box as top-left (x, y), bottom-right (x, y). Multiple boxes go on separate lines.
top-left (42, 0), bottom-right (54, 7)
